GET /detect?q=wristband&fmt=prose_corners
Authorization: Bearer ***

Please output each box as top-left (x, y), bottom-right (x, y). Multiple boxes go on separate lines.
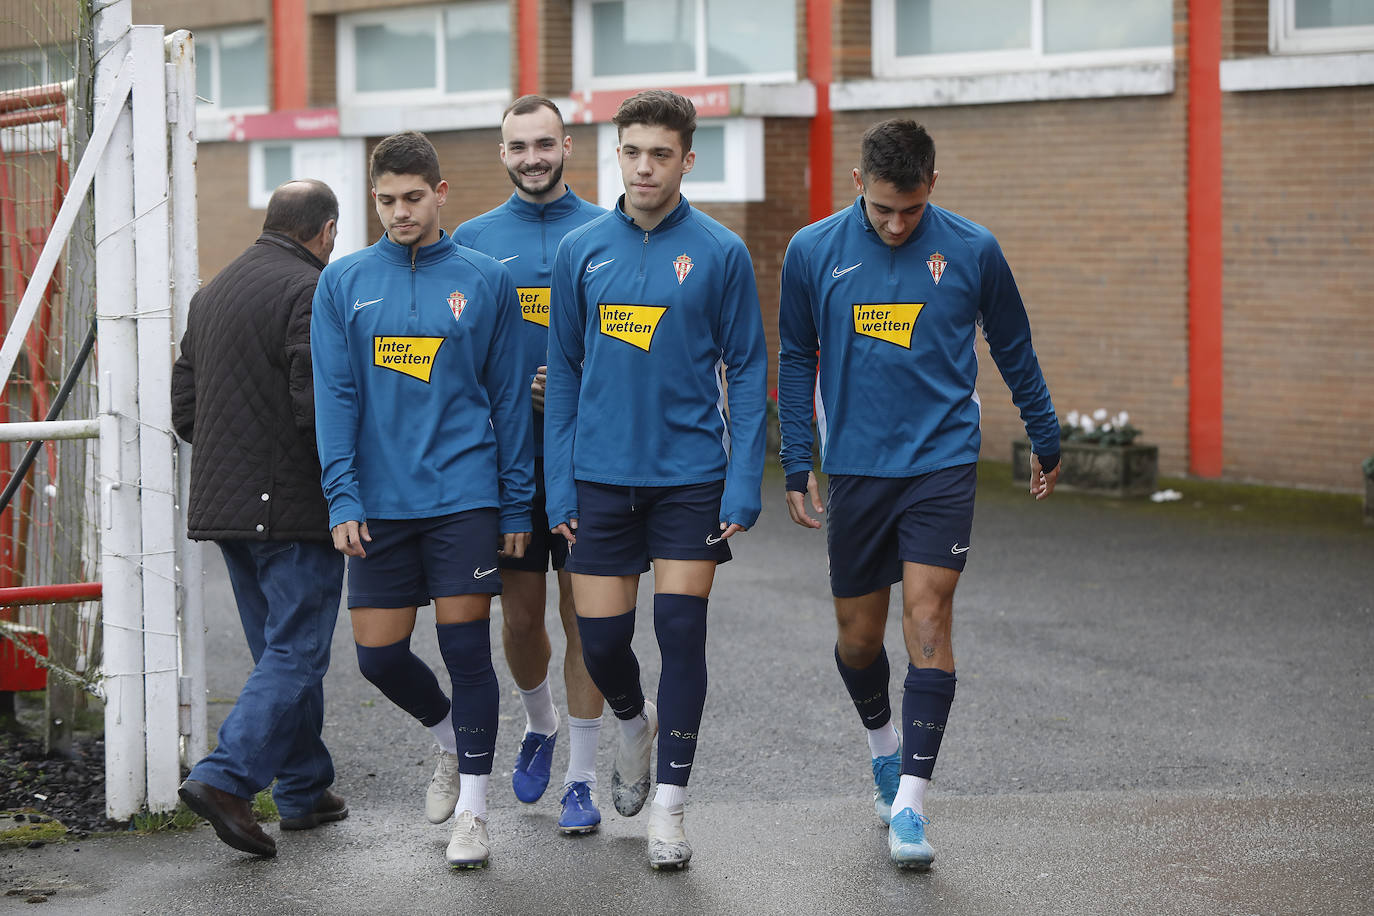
top-left (785, 471), bottom-right (809, 493)
top-left (1037, 452), bottom-right (1060, 475)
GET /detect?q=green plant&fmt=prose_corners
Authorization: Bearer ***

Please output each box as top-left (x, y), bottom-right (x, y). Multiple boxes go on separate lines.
top-left (1363, 455), bottom-right (1374, 479)
top-left (1060, 409), bottom-right (1142, 447)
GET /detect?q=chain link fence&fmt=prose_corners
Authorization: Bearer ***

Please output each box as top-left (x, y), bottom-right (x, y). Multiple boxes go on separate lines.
top-left (0, 1), bottom-right (101, 754)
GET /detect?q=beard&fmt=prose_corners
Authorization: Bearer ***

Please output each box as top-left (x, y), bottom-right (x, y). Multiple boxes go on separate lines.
top-left (506, 159), bottom-right (564, 197)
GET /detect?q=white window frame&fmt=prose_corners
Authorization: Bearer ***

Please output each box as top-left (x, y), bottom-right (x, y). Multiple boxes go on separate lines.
top-left (193, 25), bottom-right (270, 114)
top-left (247, 138), bottom-right (368, 260)
top-left (572, 0), bottom-right (796, 91)
top-left (336, 3), bottom-right (509, 108)
top-left (596, 117), bottom-right (764, 206)
top-left (871, 0), bottom-right (1173, 79)
top-left (1270, 0), bottom-right (1374, 54)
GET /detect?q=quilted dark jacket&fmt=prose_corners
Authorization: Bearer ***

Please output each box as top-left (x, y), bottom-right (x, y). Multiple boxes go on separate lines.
top-left (171, 232), bottom-right (331, 541)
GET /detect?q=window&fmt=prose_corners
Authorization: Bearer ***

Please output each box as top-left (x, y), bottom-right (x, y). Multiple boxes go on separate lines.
top-left (248, 138), bottom-right (368, 259)
top-left (874, 0), bottom-right (1172, 77)
top-left (194, 26), bottom-right (268, 111)
top-left (338, 2), bottom-right (509, 105)
top-left (1271, 0), bottom-right (1374, 54)
top-left (596, 118), bottom-right (764, 206)
top-left (0, 45), bottom-right (75, 92)
top-left (575, 0), bottom-right (795, 89)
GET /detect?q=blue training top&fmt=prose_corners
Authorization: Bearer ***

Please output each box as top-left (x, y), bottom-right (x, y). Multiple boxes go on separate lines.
top-left (778, 196), bottom-right (1059, 478)
top-left (545, 195), bottom-right (768, 530)
top-left (453, 187), bottom-right (606, 458)
top-left (311, 230), bottom-right (534, 534)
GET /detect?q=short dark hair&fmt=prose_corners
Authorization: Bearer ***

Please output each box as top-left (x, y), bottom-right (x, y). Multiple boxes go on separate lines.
top-left (502, 94), bottom-right (565, 132)
top-left (369, 130), bottom-right (441, 188)
top-left (860, 119), bottom-right (936, 191)
top-left (261, 179), bottom-right (338, 244)
top-left (612, 89), bottom-right (696, 153)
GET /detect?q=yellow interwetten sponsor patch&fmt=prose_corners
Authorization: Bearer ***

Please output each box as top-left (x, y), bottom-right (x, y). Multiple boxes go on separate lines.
top-left (852, 303), bottom-right (925, 348)
top-left (518, 288), bottom-right (551, 327)
top-left (374, 336), bottom-right (444, 383)
top-left (599, 304), bottom-right (668, 352)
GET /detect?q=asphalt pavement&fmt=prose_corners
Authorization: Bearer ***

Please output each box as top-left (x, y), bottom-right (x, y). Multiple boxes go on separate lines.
top-left (3, 465), bottom-right (1372, 915)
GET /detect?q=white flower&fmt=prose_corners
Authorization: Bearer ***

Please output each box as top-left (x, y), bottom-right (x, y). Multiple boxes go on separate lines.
top-left (1066, 410), bottom-right (1079, 426)
top-left (1092, 408), bottom-right (1108, 422)
top-left (1115, 411), bottom-right (1130, 427)
top-left (1102, 423), bottom-right (1113, 432)
top-left (1080, 417), bottom-right (1095, 433)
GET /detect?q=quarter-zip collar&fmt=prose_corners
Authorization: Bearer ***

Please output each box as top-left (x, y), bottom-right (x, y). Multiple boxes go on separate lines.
top-left (851, 194), bottom-right (933, 252)
top-left (503, 186), bottom-right (584, 222)
top-left (612, 193), bottom-right (692, 235)
top-left (374, 228), bottom-right (456, 267)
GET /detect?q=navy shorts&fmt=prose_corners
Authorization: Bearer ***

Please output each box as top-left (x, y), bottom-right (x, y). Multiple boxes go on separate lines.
top-left (563, 480), bottom-right (732, 577)
top-left (347, 509), bottom-right (502, 609)
top-left (499, 459), bottom-right (567, 573)
top-left (825, 463), bottom-right (977, 598)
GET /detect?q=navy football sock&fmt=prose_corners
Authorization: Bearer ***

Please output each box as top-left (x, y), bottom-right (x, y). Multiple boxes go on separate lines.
top-left (654, 594), bottom-right (708, 787)
top-left (355, 636), bottom-right (451, 727)
top-left (835, 643), bottom-right (893, 730)
top-left (576, 609), bottom-right (644, 721)
top-left (435, 619), bottom-right (499, 775)
top-left (901, 664), bottom-right (956, 779)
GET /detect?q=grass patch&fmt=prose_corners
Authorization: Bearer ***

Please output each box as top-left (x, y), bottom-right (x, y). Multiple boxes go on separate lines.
top-left (130, 788), bottom-right (279, 835)
top-left (0, 812), bottom-right (68, 849)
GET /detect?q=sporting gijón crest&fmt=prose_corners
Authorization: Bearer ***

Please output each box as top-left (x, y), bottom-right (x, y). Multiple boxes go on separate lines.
top-left (673, 253), bottom-right (693, 285)
top-left (448, 290), bottom-right (466, 323)
top-left (926, 252), bottom-right (947, 286)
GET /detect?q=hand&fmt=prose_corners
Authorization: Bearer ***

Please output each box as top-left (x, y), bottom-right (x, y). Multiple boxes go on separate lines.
top-left (531, 366), bottom-right (547, 412)
top-left (499, 531), bottom-right (531, 559)
top-left (785, 471), bottom-right (824, 529)
top-left (552, 518), bottom-right (577, 546)
top-left (331, 520), bottom-right (371, 557)
top-left (717, 522), bottom-right (746, 539)
top-left (1030, 454), bottom-right (1060, 500)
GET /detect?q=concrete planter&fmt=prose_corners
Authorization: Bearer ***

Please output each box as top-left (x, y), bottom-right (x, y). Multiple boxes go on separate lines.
top-left (1012, 439), bottom-right (1158, 497)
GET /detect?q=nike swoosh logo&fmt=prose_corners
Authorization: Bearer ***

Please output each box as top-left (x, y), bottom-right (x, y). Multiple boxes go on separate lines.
top-left (831, 262), bottom-right (862, 278)
top-left (951, 544), bottom-right (970, 555)
top-left (464, 751), bottom-right (490, 758)
top-left (586, 258), bottom-right (615, 273)
top-left (863, 711), bottom-right (886, 721)
top-left (473, 567), bottom-right (497, 578)
top-left (353, 297), bottom-right (383, 310)
top-left (668, 761), bottom-right (690, 768)
top-left (913, 754), bottom-right (934, 761)
top-left (498, 255), bottom-right (519, 263)
top-left (705, 534), bottom-right (723, 545)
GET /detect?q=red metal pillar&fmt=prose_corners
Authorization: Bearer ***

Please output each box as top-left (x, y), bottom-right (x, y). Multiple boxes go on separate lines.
top-left (272, 0), bottom-right (308, 111)
top-left (517, 0), bottom-right (540, 97)
top-left (1187, 0), bottom-right (1224, 477)
top-left (807, 0), bottom-right (834, 222)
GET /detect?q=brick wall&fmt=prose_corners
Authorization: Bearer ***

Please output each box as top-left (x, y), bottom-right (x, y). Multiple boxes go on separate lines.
top-left (833, 0), bottom-right (872, 81)
top-left (1222, 86), bottom-right (1374, 491)
top-left (539, 0), bottom-right (574, 96)
top-left (1226, 0), bottom-right (1270, 57)
top-left (833, 96), bottom-right (1191, 477)
top-left (193, 143), bottom-right (264, 281)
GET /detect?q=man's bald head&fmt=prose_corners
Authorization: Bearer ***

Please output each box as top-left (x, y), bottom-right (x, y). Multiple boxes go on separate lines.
top-left (263, 179), bottom-right (339, 246)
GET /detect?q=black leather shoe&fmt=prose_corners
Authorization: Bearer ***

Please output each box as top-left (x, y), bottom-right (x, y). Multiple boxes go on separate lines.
top-left (178, 779), bottom-right (277, 857)
top-left (280, 789), bottom-right (350, 831)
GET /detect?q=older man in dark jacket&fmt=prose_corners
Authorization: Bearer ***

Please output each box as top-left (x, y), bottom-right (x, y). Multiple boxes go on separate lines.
top-left (172, 180), bottom-right (346, 858)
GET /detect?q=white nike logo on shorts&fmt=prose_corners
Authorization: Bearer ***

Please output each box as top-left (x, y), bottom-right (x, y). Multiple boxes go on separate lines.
top-left (473, 567), bottom-right (497, 578)
top-left (705, 534), bottom-right (723, 545)
top-left (950, 544), bottom-right (970, 554)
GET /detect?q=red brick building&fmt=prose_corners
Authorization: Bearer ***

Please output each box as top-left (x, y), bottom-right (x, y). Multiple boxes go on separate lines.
top-left (7, 1), bottom-right (1369, 491)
